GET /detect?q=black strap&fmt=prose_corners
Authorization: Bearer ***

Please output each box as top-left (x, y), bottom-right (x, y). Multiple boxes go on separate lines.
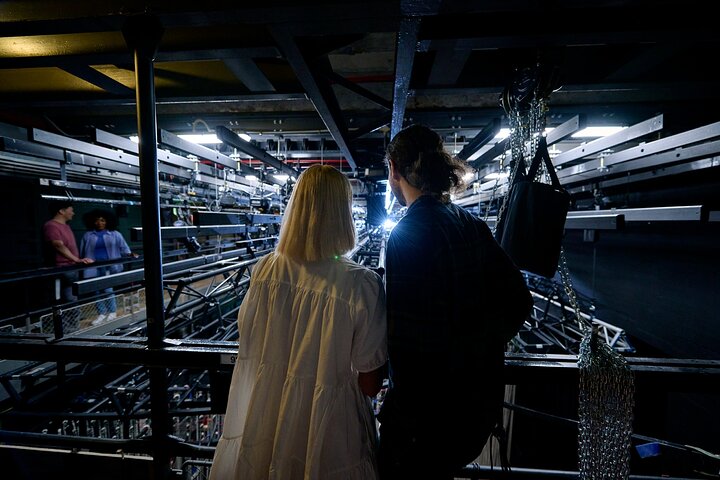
top-left (492, 420), bottom-right (511, 473)
top-left (510, 153), bottom-right (527, 186)
top-left (526, 136), bottom-right (562, 189)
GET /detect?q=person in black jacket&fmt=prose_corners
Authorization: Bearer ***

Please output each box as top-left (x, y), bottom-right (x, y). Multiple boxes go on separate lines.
top-left (378, 124), bottom-right (534, 479)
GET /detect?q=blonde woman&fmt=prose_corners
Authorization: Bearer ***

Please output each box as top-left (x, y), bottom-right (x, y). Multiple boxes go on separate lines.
top-left (209, 164), bottom-right (387, 480)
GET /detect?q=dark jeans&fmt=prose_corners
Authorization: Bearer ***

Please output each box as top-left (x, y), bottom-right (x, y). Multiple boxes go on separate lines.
top-left (56, 270), bottom-right (79, 303)
top-left (377, 391), bottom-right (499, 480)
top-left (55, 270), bottom-right (80, 333)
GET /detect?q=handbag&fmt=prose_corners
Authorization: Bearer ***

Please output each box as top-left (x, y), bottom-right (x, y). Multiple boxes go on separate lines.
top-left (495, 136), bottom-right (570, 278)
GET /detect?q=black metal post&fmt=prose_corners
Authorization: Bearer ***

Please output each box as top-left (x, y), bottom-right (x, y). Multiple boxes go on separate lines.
top-left (122, 14), bottom-right (172, 480)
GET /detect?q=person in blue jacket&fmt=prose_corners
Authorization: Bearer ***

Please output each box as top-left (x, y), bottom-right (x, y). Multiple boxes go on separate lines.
top-left (79, 209), bottom-right (138, 325)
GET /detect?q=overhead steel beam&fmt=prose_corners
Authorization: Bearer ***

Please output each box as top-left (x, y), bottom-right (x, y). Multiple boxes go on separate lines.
top-left (391, 17), bottom-right (420, 139)
top-left (324, 71), bottom-right (392, 110)
top-left (269, 26), bottom-right (357, 170)
top-left (427, 39), bottom-right (472, 86)
top-left (0, 47), bottom-right (281, 69)
top-left (566, 206), bottom-right (703, 223)
top-left (60, 65), bottom-right (134, 96)
top-left (482, 214), bottom-right (623, 231)
top-left (553, 114), bottom-right (664, 167)
top-left (349, 114), bottom-right (392, 140)
top-left (222, 58), bottom-right (276, 92)
top-left (557, 119), bottom-right (720, 185)
top-left (469, 115), bottom-right (585, 169)
top-left (158, 129), bottom-right (282, 184)
top-left (456, 119), bottom-right (501, 161)
top-left (216, 125), bottom-right (299, 179)
top-left (568, 157), bottom-right (720, 194)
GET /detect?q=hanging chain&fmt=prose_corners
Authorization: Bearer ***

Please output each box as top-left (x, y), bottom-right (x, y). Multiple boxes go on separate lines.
top-left (557, 247), bottom-right (590, 333)
top-left (578, 328), bottom-right (635, 480)
top-left (564, 220), bottom-right (634, 480)
top-left (553, 165), bottom-right (634, 480)
top-left (491, 97), bottom-right (547, 234)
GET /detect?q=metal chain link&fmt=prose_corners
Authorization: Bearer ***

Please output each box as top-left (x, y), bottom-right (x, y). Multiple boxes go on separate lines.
top-left (558, 247), bottom-right (589, 334)
top-left (561, 247), bottom-right (635, 479)
top-left (578, 329), bottom-right (635, 479)
top-left (497, 82), bottom-right (634, 477)
top-left (491, 99), bottom-right (546, 234)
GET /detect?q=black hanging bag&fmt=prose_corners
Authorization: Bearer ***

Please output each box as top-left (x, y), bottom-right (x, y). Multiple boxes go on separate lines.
top-left (495, 136), bottom-right (570, 278)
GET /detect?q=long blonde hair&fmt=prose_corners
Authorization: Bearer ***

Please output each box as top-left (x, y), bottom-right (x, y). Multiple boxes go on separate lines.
top-left (276, 164), bottom-right (356, 262)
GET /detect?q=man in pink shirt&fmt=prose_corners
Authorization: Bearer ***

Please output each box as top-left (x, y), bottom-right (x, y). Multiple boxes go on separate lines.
top-left (42, 201), bottom-right (94, 304)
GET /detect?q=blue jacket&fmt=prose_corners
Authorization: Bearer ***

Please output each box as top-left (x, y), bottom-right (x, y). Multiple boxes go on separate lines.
top-left (79, 230), bottom-right (132, 277)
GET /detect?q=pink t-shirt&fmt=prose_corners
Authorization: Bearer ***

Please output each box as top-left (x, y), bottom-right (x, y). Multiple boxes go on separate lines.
top-left (42, 220), bottom-right (79, 266)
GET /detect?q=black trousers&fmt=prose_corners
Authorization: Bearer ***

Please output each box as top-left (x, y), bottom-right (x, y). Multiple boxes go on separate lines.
top-left (377, 393), bottom-right (498, 479)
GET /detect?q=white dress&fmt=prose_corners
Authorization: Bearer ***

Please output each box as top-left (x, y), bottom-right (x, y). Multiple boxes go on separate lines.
top-left (209, 252), bottom-right (387, 480)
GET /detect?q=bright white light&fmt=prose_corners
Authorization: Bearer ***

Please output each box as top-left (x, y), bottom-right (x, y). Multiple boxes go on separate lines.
top-left (484, 171), bottom-right (509, 180)
top-left (239, 133), bottom-right (252, 142)
top-left (383, 219), bottom-right (397, 231)
top-left (273, 174), bottom-right (289, 181)
top-left (245, 175), bottom-right (258, 181)
top-left (178, 134), bottom-right (222, 144)
top-left (131, 133), bottom-right (226, 144)
top-left (462, 171), bottom-right (476, 182)
top-left (494, 127), bottom-right (555, 140)
top-left (572, 126), bottom-right (626, 138)
top-left (494, 128), bottom-right (511, 139)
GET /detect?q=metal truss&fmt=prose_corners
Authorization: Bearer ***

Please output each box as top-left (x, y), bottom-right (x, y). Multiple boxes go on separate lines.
top-left (512, 273), bottom-right (634, 355)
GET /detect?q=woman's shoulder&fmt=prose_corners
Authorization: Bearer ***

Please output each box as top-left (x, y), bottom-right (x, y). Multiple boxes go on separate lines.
top-left (337, 257), bottom-right (383, 287)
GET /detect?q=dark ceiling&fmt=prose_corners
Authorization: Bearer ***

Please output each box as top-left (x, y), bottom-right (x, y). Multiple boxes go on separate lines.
top-left (0, 0), bottom-right (719, 182)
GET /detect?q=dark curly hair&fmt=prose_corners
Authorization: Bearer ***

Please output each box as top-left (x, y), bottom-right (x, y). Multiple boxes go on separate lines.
top-left (83, 208), bottom-right (119, 231)
top-left (385, 124), bottom-right (469, 203)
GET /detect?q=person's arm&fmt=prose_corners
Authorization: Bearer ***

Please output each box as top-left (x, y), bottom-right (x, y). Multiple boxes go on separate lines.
top-left (51, 239), bottom-right (93, 264)
top-left (352, 271), bottom-right (389, 397)
top-left (115, 231), bottom-right (138, 257)
top-left (358, 364), bottom-right (386, 397)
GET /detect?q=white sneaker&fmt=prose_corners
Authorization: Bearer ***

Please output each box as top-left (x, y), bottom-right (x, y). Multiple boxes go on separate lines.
top-left (92, 314), bottom-right (107, 325)
top-left (106, 312), bottom-right (117, 321)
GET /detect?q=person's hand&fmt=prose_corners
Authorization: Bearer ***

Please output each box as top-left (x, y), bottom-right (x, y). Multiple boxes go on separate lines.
top-left (131, 252), bottom-right (140, 258)
top-left (79, 257), bottom-right (94, 264)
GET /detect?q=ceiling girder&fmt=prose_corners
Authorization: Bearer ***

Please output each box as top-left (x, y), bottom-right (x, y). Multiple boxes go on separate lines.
top-left (390, 17), bottom-right (420, 140)
top-left (216, 125), bottom-right (300, 179)
top-left (269, 26), bottom-right (357, 170)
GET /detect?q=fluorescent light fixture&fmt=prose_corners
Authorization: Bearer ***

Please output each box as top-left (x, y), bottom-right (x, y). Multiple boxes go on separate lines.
top-left (285, 152), bottom-right (315, 159)
top-left (130, 132), bottom-right (256, 145)
top-left (273, 174), bottom-right (289, 182)
top-left (572, 126), bottom-right (626, 138)
top-left (494, 128), bottom-right (511, 140)
top-left (494, 127), bottom-right (555, 140)
top-left (130, 133), bottom-right (227, 145)
top-left (484, 171), bottom-right (509, 180)
top-left (245, 175), bottom-right (258, 181)
top-left (178, 134), bottom-right (222, 144)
